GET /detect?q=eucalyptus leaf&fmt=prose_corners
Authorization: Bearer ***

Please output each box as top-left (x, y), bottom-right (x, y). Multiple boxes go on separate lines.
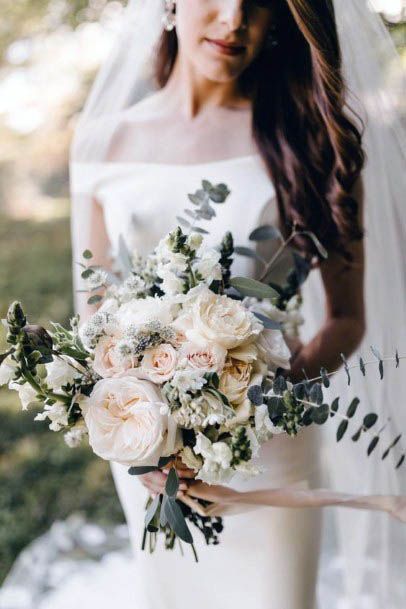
top-left (81, 268), bottom-right (94, 279)
top-left (320, 367), bottom-right (330, 388)
top-left (192, 226), bottom-right (209, 235)
top-left (312, 403), bottom-right (329, 425)
top-left (176, 216), bottom-right (191, 229)
top-left (249, 225), bottom-right (282, 242)
top-left (352, 427), bottom-right (363, 442)
top-left (367, 436), bottom-right (379, 456)
top-left (128, 465), bottom-right (158, 476)
top-left (396, 455), bottom-right (405, 469)
top-left (309, 383), bottom-right (323, 406)
top-left (382, 434), bottom-right (402, 460)
top-left (330, 397), bottom-right (340, 416)
top-left (346, 398), bottom-right (360, 419)
top-left (82, 249), bottom-right (93, 260)
top-left (337, 420), bottom-right (348, 442)
top-left (163, 498), bottom-right (194, 544)
top-left (234, 246), bottom-right (266, 265)
top-left (87, 295), bottom-right (103, 305)
top-left (229, 277), bottom-right (279, 300)
top-left (301, 231), bottom-right (328, 259)
top-left (253, 312), bottom-right (281, 330)
top-left (359, 357), bottom-right (366, 376)
top-left (165, 467), bottom-right (179, 498)
top-left (273, 375), bottom-right (287, 395)
top-left (363, 413), bottom-right (378, 429)
top-left (340, 353), bottom-right (351, 385)
top-left (248, 385), bottom-right (263, 406)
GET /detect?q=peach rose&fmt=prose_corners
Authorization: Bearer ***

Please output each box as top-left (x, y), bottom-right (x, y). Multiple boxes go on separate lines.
top-left (180, 341), bottom-right (227, 374)
top-left (219, 359), bottom-right (253, 405)
top-left (137, 343), bottom-right (178, 384)
top-left (93, 333), bottom-right (136, 378)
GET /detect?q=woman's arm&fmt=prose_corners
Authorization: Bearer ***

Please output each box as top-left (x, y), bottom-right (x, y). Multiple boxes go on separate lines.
top-left (289, 177), bottom-right (365, 381)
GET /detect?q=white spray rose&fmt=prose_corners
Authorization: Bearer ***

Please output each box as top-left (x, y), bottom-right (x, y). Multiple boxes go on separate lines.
top-left (82, 376), bottom-right (175, 466)
top-left (179, 340), bottom-right (226, 374)
top-left (137, 343), bottom-right (177, 383)
top-left (194, 433), bottom-right (234, 484)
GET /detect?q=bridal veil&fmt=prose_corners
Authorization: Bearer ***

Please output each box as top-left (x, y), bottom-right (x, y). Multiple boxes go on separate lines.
top-left (70, 1), bottom-right (406, 606)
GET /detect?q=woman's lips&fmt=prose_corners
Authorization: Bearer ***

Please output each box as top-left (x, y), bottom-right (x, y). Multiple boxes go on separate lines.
top-left (205, 38), bottom-right (246, 56)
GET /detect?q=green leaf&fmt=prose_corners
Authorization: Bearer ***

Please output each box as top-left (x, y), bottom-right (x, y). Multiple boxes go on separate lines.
top-left (320, 367), bottom-right (330, 388)
top-left (234, 246), bottom-right (266, 265)
top-left (273, 375), bottom-right (287, 395)
top-left (248, 385), bottom-right (263, 406)
top-left (352, 426), bottom-right (363, 442)
top-left (363, 413), bottom-right (378, 429)
top-left (176, 216), bottom-right (191, 229)
top-left (87, 294), bottom-right (103, 305)
top-left (293, 383), bottom-right (306, 401)
top-left (395, 350), bottom-right (400, 368)
top-left (337, 420), bottom-right (348, 442)
top-left (330, 397), bottom-right (340, 417)
top-left (128, 465), bottom-right (158, 476)
top-left (359, 357), bottom-right (366, 376)
top-left (192, 226), bottom-right (209, 235)
top-left (229, 277), bottom-right (279, 300)
top-left (165, 468), bottom-right (179, 498)
top-left (164, 498), bottom-right (194, 544)
top-left (253, 312), bottom-right (281, 330)
top-left (82, 249), bottom-right (93, 259)
top-left (367, 436), bottom-right (379, 456)
top-left (309, 383), bottom-right (323, 405)
top-left (267, 396), bottom-right (285, 419)
top-left (301, 231), bottom-right (328, 259)
top-left (145, 495), bottom-right (160, 528)
top-left (346, 398), bottom-right (360, 419)
top-left (382, 434), bottom-right (402, 460)
top-left (396, 455), bottom-right (405, 469)
top-left (81, 268), bottom-right (95, 279)
top-left (249, 225), bottom-right (282, 242)
top-left (312, 404), bottom-right (329, 425)
top-left (158, 456), bottom-right (174, 468)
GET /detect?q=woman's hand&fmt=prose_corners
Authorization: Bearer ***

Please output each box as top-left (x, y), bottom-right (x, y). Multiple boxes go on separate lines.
top-left (139, 458), bottom-right (197, 496)
top-left (186, 480), bottom-right (240, 504)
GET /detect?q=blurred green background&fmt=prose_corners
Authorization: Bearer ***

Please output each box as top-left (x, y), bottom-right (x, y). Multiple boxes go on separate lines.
top-left (0, 0), bottom-right (404, 585)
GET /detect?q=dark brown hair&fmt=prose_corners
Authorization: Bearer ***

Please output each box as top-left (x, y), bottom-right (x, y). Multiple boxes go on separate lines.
top-left (155, 0), bottom-right (365, 262)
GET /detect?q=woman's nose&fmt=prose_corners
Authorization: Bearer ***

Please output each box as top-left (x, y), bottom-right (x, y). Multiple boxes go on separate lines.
top-left (218, 0), bottom-right (247, 32)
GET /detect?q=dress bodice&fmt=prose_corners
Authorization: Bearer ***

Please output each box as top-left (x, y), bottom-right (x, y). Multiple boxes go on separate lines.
top-left (71, 153), bottom-right (278, 279)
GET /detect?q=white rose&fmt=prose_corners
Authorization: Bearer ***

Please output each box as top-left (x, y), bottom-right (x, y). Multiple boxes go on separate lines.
top-left (118, 296), bottom-right (175, 328)
top-left (179, 340), bottom-right (226, 374)
top-left (82, 376), bottom-right (175, 466)
top-left (187, 287), bottom-right (262, 350)
top-left (219, 359), bottom-right (253, 405)
top-left (193, 249), bottom-right (222, 284)
top-left (137, 343), bottom-right (177, 383)
top-left (257, 329), bottom-right (291, 370)
top-left (45, 356), bottom-right (84, 389)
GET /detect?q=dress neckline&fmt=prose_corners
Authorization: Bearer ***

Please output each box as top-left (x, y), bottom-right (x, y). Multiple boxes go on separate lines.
top-left (75, 153), bottom-right (262, 170)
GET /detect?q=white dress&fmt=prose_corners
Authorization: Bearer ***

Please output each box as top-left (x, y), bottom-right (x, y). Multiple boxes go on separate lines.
top-left (71, 152), bottom-right (323, 609)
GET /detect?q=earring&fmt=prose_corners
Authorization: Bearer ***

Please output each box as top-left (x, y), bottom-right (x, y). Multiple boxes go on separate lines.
top-left (265, 24), bottom-right (279, 49)
top-left (163, 0), bottom-right (176, 32)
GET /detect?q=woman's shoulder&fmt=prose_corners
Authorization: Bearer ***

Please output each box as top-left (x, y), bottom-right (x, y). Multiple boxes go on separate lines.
top-left (119, 89), bottom-right (172, 124)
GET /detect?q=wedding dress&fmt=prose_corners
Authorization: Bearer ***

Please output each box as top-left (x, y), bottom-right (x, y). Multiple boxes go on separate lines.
top-left (69, 1), bottom-right (406, 608)
top-left (71, 150), bottom-right (323, 609)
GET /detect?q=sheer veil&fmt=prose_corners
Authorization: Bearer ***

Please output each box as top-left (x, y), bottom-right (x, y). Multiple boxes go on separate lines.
top-left (70, 1), bottom-right (406, 606)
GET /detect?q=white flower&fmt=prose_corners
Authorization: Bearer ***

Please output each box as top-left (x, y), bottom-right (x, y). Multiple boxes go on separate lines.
top-left (187, 233), bottom-right (203, 251)
top-left (45, 356), bottom-right (83, 390)
top-left (255, 403), bottom-right (285, 441)
top-left (194, 433), bottom-right (234, 484)
top-left (193, 248), bottom-right (222, 284)
top-left (179, 340), bottom-right (226, 374)
top-left (186, 287), bottom-right (262, 350)
top-left (156, 235), bottom-right (188, 272)
top-left (0, 356), bottom-right (17, 386)
top-left (35, 403), bottom-right (69, 431)
top-left (82, 376), bottom-right (176, 466)
top-left (118, 296), bottom-right (175, 329)
top-left (170, 369), bottom-right (207, 394)
top-left (86, 269), bottom-right (108, 290)
top-left (9, 380), bottom-right (38, 410)
top-left (137, 343), bottom-right (177, 384)
top-left (64, 420), bottom-right (88, 447)
top-left (157, 267), bottom-right (185, 295)
top-left (257, 329), bottom-right (291, 370)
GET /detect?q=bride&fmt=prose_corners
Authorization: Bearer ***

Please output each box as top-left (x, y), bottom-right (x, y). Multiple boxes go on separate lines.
top-left (70, 1), bottom-right (405, 608)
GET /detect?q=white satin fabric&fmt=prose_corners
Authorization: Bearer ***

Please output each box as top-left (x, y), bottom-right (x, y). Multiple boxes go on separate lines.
top-left (71, 153), bottom-right (323, 609)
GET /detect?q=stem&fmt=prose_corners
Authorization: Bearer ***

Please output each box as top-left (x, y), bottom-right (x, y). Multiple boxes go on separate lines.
top-left (22, 368), bottom-right (72, 406)
top-left (303, 355), bottom-right (406, 386)
top-left (259, 232), bottom-right (296, 282)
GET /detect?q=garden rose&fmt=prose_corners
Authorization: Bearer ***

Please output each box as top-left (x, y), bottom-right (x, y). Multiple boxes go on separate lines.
top-left (82, 376), bottom-right (176, 466)
top-left (93, 333), bottom-right (135, 378)
top-left (219, 359), bottom-right (253, 405)
top-left (180, 340), bottom-right (227, 374)
top-left (137, 343), bottom-right (177, 383)
top-left (186, 287), bottom-right (262, 350)
top-left (257, 329), bottom-right (291, 370)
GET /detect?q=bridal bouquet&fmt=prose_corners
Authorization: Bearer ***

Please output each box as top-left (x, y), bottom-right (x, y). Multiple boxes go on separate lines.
top-left (1, 179), bottom-right (403, 557)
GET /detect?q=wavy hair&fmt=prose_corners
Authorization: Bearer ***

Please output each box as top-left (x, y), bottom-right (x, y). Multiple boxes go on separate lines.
top-left (155, 0), bottom-right (365, 262)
